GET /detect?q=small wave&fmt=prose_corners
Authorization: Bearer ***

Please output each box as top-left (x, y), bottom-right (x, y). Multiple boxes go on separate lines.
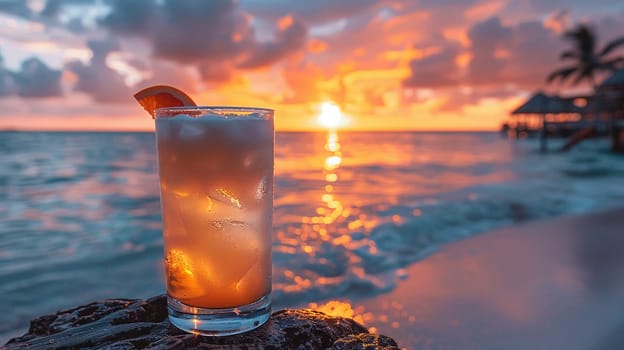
top-left (561, 167), bottom-right (622, 178)
top-left (271, 174), bottom-right (624, 305)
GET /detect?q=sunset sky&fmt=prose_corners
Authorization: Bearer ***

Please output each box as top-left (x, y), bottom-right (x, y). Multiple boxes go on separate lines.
top-left (0, 0), bottom-right (623, 131)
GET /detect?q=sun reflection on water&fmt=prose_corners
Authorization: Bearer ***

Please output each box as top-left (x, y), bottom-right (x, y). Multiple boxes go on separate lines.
top-left (319, 131), bottom-right (344, 226)
top-left (297, 130), bottom-right (349, 249)
top-left (273, 130), bottom-right (391, 304)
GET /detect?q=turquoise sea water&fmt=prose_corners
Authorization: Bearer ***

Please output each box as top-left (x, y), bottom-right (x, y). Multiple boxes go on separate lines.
top-left (1, 131), bottom-right (623, 341)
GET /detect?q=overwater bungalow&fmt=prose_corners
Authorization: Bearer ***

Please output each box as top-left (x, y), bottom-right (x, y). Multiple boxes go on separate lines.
top-left (507, 91), bottom-right (585, 139)
top-left (596, 68), bottom-right (624, 151)
top-left (505, 67), bottom-right (624, 152)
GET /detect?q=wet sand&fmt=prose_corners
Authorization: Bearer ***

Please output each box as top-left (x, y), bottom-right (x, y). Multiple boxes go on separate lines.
top-left (359, 208), bottom-right (624, 350)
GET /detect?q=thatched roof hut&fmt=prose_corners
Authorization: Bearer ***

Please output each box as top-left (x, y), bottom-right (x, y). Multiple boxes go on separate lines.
top-left (511, 91), bottom-right (583, 115)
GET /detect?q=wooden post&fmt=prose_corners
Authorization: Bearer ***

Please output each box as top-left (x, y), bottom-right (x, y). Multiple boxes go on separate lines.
top-left (540, 114), bottom-right (547, 152)
top-left (612, 121), bottom-right (624, 153)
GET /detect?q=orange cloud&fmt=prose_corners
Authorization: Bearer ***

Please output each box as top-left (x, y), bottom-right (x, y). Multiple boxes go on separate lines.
top-left (0, 0), bottom-right (621, 132)
top-left (308, 38), bottom-right (328, 53)
top-left (464, 0), bottom-right (509, 21)
top-left (278, 15), bottom-right (294, 30)
top-left (455, 52), bottom-right (472, 68)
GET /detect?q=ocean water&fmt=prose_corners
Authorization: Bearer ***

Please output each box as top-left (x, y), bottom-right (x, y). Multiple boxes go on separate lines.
top-left (1, 131), bottom-right (624, 341)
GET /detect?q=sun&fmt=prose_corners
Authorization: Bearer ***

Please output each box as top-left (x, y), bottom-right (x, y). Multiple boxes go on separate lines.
top-left (318, 102), bottom-right (342, 128)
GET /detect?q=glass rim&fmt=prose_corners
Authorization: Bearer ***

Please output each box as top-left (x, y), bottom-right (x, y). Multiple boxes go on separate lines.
top-left (155, 105), bottom-right (274, 117)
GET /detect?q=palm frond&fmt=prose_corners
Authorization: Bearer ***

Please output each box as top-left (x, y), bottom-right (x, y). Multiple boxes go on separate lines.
top-left (559, 50), bottom-right (578, 61)
top-left (565, 24), bottom-right (596, 55)
top-left (572, 69), bottom-right (592, 85)
top-left (599, 37), bottom-right (624, 57)
top-left (546, 66), bottom-right (578, 83)
top-left (599, 57), bottom-right (624, 70)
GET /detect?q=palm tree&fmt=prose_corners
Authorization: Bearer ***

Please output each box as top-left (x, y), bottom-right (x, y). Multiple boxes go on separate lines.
top-left (547, 24), bottom-right (624, 89)
top-left (547, 24), bottom-right (624, 152)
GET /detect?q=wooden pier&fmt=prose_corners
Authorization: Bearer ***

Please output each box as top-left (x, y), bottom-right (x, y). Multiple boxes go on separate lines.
top-left (612, 121), bottom-right (624, 153)
top-left (505, 81), bottom-right (624, 153)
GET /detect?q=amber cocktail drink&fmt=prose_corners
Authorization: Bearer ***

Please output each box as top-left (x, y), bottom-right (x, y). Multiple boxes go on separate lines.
top-left (155, 106), bottom-right (273, 335)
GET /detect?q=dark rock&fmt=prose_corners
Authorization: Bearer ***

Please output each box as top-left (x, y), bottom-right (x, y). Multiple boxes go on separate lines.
top-left (4, 295), bottom-right (400, 349)
top-left (331, 333), bottom-right (399, 349)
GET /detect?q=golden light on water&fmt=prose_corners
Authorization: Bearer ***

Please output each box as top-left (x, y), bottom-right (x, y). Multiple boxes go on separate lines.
top-left (324, 155), bottom-right (342, 170)
top-left (320, 131), bottom-right (344, 225)
top-left (275, 130), bottom-right (386, 297)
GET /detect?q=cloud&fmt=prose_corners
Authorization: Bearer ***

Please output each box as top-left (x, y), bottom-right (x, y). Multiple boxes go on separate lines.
top-left (99, 0), bottom-right (158, 37)
top-left (298, 2), bottom-right (472, 81)
top-left (467, 17), bottom-right (565, 87)
top-left (40, 0), bottom-right (98, 19)
top-left (281, 59), bottom-right (325, 103)
top-left (238, 16), bottom-right (307, 69)
top-left (0, 0), bottom-right (33, 19)
top-left (0, 0), bottom-right (90, 20)
top-left (403, 16), bottom-right (567, 90)
top-left (506, 21), bottom-right (567, 85)
top-left (0, 52), bottom-right (12, 96)
top-left (594, 13), bottom-right (624, 49)
top-left (466, 17), bottom-right (512, 85)
top-left (527, 0), bottom-right (624, 14)
top-left (196, 62), bottom-right (232, 83)
top-left (66, 39), bottom-right (131, 103)
top-left (240, 0), bottom-right (380, 24)
top-left (403, 45), bottom-right (462, 88)
top-left (100, 0), bottom-right (308, 81)
top-left (1, 0), bottom-right (623, 127)
top-left (0, 53), bottom-right (61, 100)
top-left (435, 86), bottom-right (522, 112)
top-left (100, 0), bottom-right (247, 65)
top-left (139, 59), bottom-right (201, 94)
top-left (543, 9), bottom-right (571, 34)
top-left (10, 57), bottom-right (62, 98)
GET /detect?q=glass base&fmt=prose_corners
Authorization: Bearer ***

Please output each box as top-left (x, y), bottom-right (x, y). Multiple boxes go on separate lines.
top-left (167, 294), bottom-right (271, 336)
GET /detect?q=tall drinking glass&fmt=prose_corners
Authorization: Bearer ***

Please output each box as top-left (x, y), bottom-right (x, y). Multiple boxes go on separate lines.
top-left (154, 106), bottom-right (273, 336)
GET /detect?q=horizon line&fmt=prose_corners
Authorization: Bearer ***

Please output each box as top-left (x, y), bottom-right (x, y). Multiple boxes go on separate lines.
top-left (0, 127), bottom-right (500, 133)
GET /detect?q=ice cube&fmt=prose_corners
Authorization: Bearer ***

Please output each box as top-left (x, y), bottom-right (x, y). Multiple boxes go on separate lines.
top-left (207, 188), bottom-right (243, 209)
top-left (234, 258), bottom-right (271, 303)
top-left (202, 220), bottom-right (261, 281)
top-left (206, 219), bottom-right (253, 236)
top-left (160, 191), bottom-right (189, 239)
top-left (165, 249), bottom-right (205, 300)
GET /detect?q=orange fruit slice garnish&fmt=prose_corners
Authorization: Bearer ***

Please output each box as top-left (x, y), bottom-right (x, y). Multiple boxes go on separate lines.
top-left (133, 85), bottom-right (196, 118)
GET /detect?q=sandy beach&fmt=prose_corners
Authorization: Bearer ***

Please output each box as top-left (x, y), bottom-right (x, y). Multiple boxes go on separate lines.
top-left (357, 208), bottom-right (624, 350)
